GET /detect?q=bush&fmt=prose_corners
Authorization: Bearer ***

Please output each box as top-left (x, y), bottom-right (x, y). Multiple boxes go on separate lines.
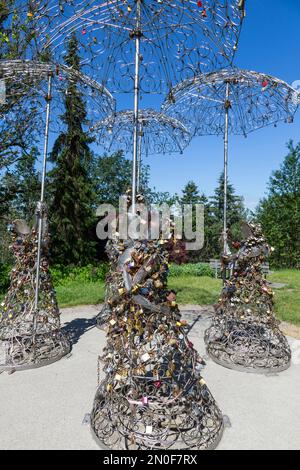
top-left (169, 262), bottom-right (214, 278)
top-left (50, 263), bottom-right (109, 286)
top-left (0, 263), bottom-right (11, 293)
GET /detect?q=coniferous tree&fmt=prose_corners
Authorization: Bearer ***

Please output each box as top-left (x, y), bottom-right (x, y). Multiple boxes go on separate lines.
top-left (179, 181), bottom-right (209, 262)
top-left (208, 172), bottom-right (246, 256)
top-left (49, 34), bottom-right (96, 265)
top-left (256, 140), bottom-right (300, 268)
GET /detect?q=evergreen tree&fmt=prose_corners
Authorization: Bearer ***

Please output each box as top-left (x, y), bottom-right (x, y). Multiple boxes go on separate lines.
top-left (48, 34), bottom-right (96, 265)
top-left (179, 181), bottom-right (209, 262)
top-left (208, 172), bottom-right (246, 256)
top-left (256, 140), bottom-right (300, 268)
top-left (14, 147), bottom-right (40, 222)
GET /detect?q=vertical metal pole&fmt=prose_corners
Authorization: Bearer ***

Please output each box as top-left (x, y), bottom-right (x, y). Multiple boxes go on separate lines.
top-left (136, 123), bottom-right (142, 193)
top-left (223, 81), bottom-right (230, 255)
top-left (34, 73), bottom-right (52, 312)
top-left (222, 82), bottom-right (230, 283)
top-left (131, 0), bottom-right (141, 213)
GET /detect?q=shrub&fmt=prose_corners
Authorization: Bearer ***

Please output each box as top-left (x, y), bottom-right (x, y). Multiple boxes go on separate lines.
top-left (50, 263), bottom-right (109, 286)
top-left (0, 263), bottom-right (11, 293)
top-left (169, 262), bottom-right (214, 278)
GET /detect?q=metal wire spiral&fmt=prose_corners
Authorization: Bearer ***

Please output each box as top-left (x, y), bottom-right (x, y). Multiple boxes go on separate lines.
top-left (34, 1), bottom-right (246, 93)
top-left (204, 222), bottom-right (291, 374)
top-left (0, 211), bottom-right (71, 372)
top-left (0, 59), bottom-right (115, 133)
top-left (163, 68), bottom-right (300, 136)
top-left (91, 197), bottom-right (223, 450)
top-left (91, 109), bottom-right (191, 156)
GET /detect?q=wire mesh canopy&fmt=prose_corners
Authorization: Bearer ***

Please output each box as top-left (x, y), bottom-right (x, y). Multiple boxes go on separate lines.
top-left (163, 67), bottom-right (300, 256)
top-left (37, 0), bottom-right (246, 93)
top-left (0, 59), bottom-right (115, 132)
top-left (163, 68), bottom-right (300, 136)
top-left (91, 109), bottom-right (191, 155)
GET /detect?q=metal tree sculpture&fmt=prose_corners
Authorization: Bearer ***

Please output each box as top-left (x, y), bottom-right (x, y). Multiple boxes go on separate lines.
top-left (163, 67), bottom-right (300, 254)
top-left (91, 108), bottom-right (191, 191)
top-left (0, 59), bottom-right (115, 371)
top-left (91, 196), bottom-right (223, 450)
top-left (204, 222), bottom-right (291, 373)
top-left (0, 216), bottom-right (70, 372)
top-left (34, 0), bottom-right (246, 210)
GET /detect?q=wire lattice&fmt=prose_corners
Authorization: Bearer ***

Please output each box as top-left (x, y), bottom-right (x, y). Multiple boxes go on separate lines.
top-left (0, 211), bottom-right (70, 372)
top-left (35, 0), bottom-right (246, 93)
top-left (163, 68), bottom-right (300, 136)
top-left (205, 222), bottom-right (291, 373)
top-left (91, 109), bottom-right (191, 156)
top-left (91, 199), bottom-right (223, 449)
top-left (0, 59), bottom-right (115, 133)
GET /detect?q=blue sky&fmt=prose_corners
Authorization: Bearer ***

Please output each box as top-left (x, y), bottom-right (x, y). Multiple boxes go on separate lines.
top-left (128, 0), bottom-right (300, 210)
top-left (41, 0), bottom-right (300, 210)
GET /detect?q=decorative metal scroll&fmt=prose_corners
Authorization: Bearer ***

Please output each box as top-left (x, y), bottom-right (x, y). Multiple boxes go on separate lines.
top-left (36, 1), bottom-right (246, 93)
top-left (0, 59), bottom-right (115, 133)
top-left (0, 208), bottom-right (70, 372)
top-left (205, 222), bottom-right (291, 373)
top-left (163, 68), bottom-right (300, 136)
top-left (91, 195), bottom-right (223, 450)
top-left (91, 109), bottom-right (191, 156)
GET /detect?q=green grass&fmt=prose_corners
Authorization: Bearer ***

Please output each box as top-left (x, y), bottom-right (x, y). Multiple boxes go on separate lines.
top-left (269, 270), bottom-right (300, 325)
top-left (169, 275), bottom-right (221, 306)
top-left (56, 281), bottom-right (105, 308)
top-left (1, 270), bottom-right (300, 326)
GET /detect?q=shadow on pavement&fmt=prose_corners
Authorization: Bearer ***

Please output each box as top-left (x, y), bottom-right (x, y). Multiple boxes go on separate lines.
top-left (62, 316), bottom-right (97, 346)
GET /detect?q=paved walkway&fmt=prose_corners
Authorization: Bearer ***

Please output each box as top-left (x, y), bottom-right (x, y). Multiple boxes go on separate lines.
top-left (0, 305), bottom-right (300, 450)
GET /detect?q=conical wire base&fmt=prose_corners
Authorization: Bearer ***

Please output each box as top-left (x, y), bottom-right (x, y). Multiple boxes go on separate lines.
top-left (0, 328), bottom-right (70, 372)
top-left (90, 380), bottom-right (224, 450)
top-left (0, 218), bottom-right (71, 373)
top-left (91, 229), bottom-right (223, 448)
top-left (95, 304), bottom-right (111, 330)
top-left (205, 223), bottom-right (292, 374)
top-left (205, 318), bottom-right (291, 374)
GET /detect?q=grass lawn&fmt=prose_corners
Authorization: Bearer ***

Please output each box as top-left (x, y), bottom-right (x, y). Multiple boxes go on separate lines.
top-left (1, 270), bottom-right (300, 326)
top-left (56, 281), bottom-right (105, 308)
top-left (269, 270), bottom-right (300, 325)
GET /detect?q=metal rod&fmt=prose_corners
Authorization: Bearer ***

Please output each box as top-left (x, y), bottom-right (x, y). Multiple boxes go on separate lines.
top-left (136, 123), bottom-right (142, 193)
top-left (223, 81), bottom-right (230, 256)
top-left (34, 73), bottom-right (53, 312)
top-left (131, 0), bottom-right (141, 213)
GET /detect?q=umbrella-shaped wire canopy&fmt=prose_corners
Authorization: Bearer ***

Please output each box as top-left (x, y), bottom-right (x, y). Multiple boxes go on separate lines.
top-left (35, 0), bottom-right (246, 93)
top-left (90, 109), bottom-right (191, 155)
top-left (0, 59), bottom-right (115, 133)
top-left (163, 68), bottom-right (300, 136)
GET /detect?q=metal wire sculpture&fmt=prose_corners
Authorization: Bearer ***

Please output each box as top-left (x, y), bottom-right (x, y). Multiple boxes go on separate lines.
top-left (0, 59), bottom-right (115, 369)
top-left (0, 211), bottom-right (71, 372)
top-left (91, 109), bottom-right (190, 155)
top-left (91, 195), bottom-right (223, 450)
top-left (163, 67), bottom-right (300, 254)
top-left (39, 1), bottom-right (246, 93)
top-left (91, 109), bottom-right (191, 192)
top-left (30, 1), bottom-right (246, 211)
top-left (204, 222), bottom-right (291, 374)
top-left (0, 59), bottom-right (115, 133)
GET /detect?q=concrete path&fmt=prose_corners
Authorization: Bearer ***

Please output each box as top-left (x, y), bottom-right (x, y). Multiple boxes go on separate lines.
top-left (0, 305), bottom-right (300, 450)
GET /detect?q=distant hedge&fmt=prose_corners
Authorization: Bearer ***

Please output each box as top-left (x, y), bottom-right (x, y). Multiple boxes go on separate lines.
top-left (169, 262), bottom-right (214, 278)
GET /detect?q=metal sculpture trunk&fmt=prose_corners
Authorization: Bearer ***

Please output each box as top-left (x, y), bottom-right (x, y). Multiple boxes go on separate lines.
top-left (91, 216), bottom-right (223, 449)
top-left (0, 211), bottom-right (70, 372)
top-left (205, 222), bottom-right (291, 373)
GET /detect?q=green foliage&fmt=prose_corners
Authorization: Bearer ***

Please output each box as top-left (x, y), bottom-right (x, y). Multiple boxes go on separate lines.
top-left (256, 141), bottom-right (300, 268)
top-left (0, 263), bottom-right (11, 293)
top-left (50, 263), bottom-right (109, 286)
top-left (169, 263), bottom-right (214, 278)
top-left (48, 34), bottom-right (97, 265)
